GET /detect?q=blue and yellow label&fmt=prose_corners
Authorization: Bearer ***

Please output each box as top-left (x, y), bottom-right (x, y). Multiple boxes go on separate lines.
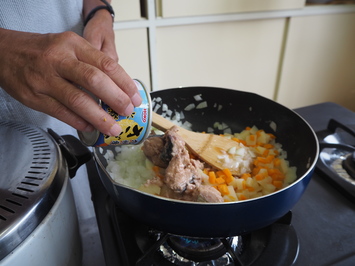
top-left (92, 79), bottom-right (151, 147)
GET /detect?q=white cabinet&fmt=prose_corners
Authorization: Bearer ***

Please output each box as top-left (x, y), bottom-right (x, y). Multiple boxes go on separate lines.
top-left (156, 0), bottom-right (306, 17)
top-left (111, 1), bottom-right (355, 111)
top-left (277, 12), bottom-right (355, 111)
top-left (156, 18), bottom-right (286, 98)
top-left (111, 0), bottom-right (141, 21)
top-left (114, 28), bottom-right (151, 91)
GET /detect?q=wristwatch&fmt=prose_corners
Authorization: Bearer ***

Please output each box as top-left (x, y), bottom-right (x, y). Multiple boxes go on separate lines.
top-left (84, 0), bottom-right (115, 26)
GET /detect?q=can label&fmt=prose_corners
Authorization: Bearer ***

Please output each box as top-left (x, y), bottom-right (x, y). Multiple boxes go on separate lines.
top-left (78, 79), bottom-right (152, 147)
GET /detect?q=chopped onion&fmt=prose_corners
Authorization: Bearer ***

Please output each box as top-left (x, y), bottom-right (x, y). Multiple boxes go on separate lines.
top-left (162, 103), bottom-right (168, 112)
top-left (270, 121), bottom-right (277, 132)
top-left (184, 103), bottom-right (196, 111)
top-left (153, 104), bottom-right (161, 112)
top-left (223, 128), bottom-right (232, 135)
top-left (196, 101), bottom-right (208, 109)
top-left (194, 94), bottom-right (203, 101)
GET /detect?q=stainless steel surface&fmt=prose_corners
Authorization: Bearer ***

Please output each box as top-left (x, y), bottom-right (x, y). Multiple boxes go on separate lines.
top-left (0, 121), bottom-right (65, 260)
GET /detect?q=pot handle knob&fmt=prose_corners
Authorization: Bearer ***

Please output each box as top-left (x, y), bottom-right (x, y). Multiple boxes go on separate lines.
top-left (48, 129), bottom-right (92, 178)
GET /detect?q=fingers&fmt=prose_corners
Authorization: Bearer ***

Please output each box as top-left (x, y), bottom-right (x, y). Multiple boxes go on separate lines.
top-left (74, 43), bottom-right (142, 104)
top-left (57, 45), bottom-right (142, 116)
top-left (41, 79), bottom-right (123, 136)
top-left (101, 39), bottom-right (119, 63)
top-left (46, 33), bottom-right (142, 136)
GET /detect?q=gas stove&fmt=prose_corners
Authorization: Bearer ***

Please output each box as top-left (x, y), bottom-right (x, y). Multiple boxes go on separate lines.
top-left (86, 102), bottom-right (355, 266)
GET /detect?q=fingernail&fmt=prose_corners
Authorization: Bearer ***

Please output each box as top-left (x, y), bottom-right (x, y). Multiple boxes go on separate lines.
top-left (109, 123), bottom-right (122, 136)
top-left (124, 103), bottom-right (134, 116)
top-left (131, 92), bottom-right (142, 107)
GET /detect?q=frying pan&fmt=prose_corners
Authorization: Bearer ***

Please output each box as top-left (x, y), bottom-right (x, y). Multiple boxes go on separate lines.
top-left (93, 87), bottom-right (319, 237)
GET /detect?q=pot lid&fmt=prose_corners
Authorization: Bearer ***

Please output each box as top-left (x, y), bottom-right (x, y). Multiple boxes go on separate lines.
top-left (0, 121), bottom-right (66, 260)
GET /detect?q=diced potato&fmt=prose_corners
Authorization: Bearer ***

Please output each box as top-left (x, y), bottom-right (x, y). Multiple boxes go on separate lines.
top-left (255, 146), bottom-right (267, 156)
top-left (139, 184), bottom-right (161, 195)
top-left (279, 158), bottom-right (289, 174)
top-left (250, 126), bottom-right (259, 134)
top-left (227, 185), bottom-right (237, 199)
top-left (257, 131), bottom-right (271, 144)
top-left (246, 135), bottom-right (257, 146)
top-left (263, 183), bottom-right (276, 191)
top-left (234, 178), bottom-right (245, 191)
top-left (285, 166), bottom-right (297, 184)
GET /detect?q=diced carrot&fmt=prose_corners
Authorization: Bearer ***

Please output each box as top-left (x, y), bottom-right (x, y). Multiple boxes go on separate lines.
top-left (263, 143), bottom-right (274, 149)
top-left (272, 173), bottom-right (285, 181)
top-left (268, 168), bottom-right (285, 180)
top-left (208, 171), bottom-right (217, 184)
top-left (273, 158), bottom-right (281, 166)
top-left (238, 194), bottom-right (248, 201)
top-left (256, 130), bottom-right (265, 138)
top-left (268, 133), bottom-right (276, 139)
top-left (222, 168), bottom-right (234, 183)
top-left (216, 170), bottom-right (224, 177)
top-left (252, 166), bottom-right (261, 176)
top-left (272, 180), bottom-right (283, 189)
top-left (255, 173), bottom-right (266, 181)
top-left (262, 149), bottom-right (270, 157)
top-left (247, 186), bottom-right (255, 192)
top-left (256, 155), bottom-right (275, 164)
top-left (217, 184), bottom-right (229, 195)
top-left (245, 126), bottom-right (251, 130)
top-left (215, 177), bottom-right (225, 184)
top-left (240, 173), bottom-right (251, 180)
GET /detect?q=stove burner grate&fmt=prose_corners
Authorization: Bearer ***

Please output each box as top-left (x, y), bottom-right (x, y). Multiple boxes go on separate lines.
top-left (165, 235), bottom-right (235, 262)
top-left (343, 152), bottom-right (355, 178)
top-left (134, 211), bottom-right (299, 266)
top-left (317, 119), bottom-right (355, 197)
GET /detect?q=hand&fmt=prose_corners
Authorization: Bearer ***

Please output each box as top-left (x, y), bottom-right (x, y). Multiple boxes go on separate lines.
top-left (83, 8), bottom-right (118, 62)
top-left (0, 29), bottom-right (142, 136)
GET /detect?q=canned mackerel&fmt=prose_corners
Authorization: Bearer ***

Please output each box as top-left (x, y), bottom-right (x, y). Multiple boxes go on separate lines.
top-left (79, 79), bottom-right (152, 147)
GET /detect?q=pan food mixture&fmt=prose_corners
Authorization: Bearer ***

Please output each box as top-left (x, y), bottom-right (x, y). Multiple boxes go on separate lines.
top-left (104, 94), bottom-right (297, 203)
top-left (104, 120), bottom-right (297, 203)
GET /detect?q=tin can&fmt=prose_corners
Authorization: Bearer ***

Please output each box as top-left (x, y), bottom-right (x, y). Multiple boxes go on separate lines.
top-left (78, 79), bottom-right (152, 147)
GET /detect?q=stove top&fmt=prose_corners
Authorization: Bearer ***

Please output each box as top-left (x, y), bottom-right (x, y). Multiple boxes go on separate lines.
top-left (87, 102), bottom-right (355, 266)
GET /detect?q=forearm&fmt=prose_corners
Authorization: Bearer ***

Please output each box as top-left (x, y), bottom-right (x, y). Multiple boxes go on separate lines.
top-left (83, 0), bottom-right (112, 20)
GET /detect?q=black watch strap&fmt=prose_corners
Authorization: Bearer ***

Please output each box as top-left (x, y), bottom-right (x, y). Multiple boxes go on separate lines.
top-left (84, 0), bottom-right (115, 26)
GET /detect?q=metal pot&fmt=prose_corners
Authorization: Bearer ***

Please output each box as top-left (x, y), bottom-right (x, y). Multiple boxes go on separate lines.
top-left (94, 87), bottom-right (319, 237)
top-left (0, 121), bottom-right (91, 265)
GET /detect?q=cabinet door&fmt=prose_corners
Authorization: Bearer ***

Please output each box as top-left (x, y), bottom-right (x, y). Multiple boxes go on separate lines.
top-left (157, 0), bottom-right (305, 18)
top-left (114, 28), bottom-right (151, 91)
top-left (277, 13), bottom-right (355, 111)
top-left (112, 0), bottom-right (141, 21)
top-left (156, 18), bottom-right (286, 99)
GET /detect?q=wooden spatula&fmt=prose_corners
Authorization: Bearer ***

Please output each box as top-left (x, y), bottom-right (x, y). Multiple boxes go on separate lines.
top-left (152, 112), bottom-right (241, 175)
